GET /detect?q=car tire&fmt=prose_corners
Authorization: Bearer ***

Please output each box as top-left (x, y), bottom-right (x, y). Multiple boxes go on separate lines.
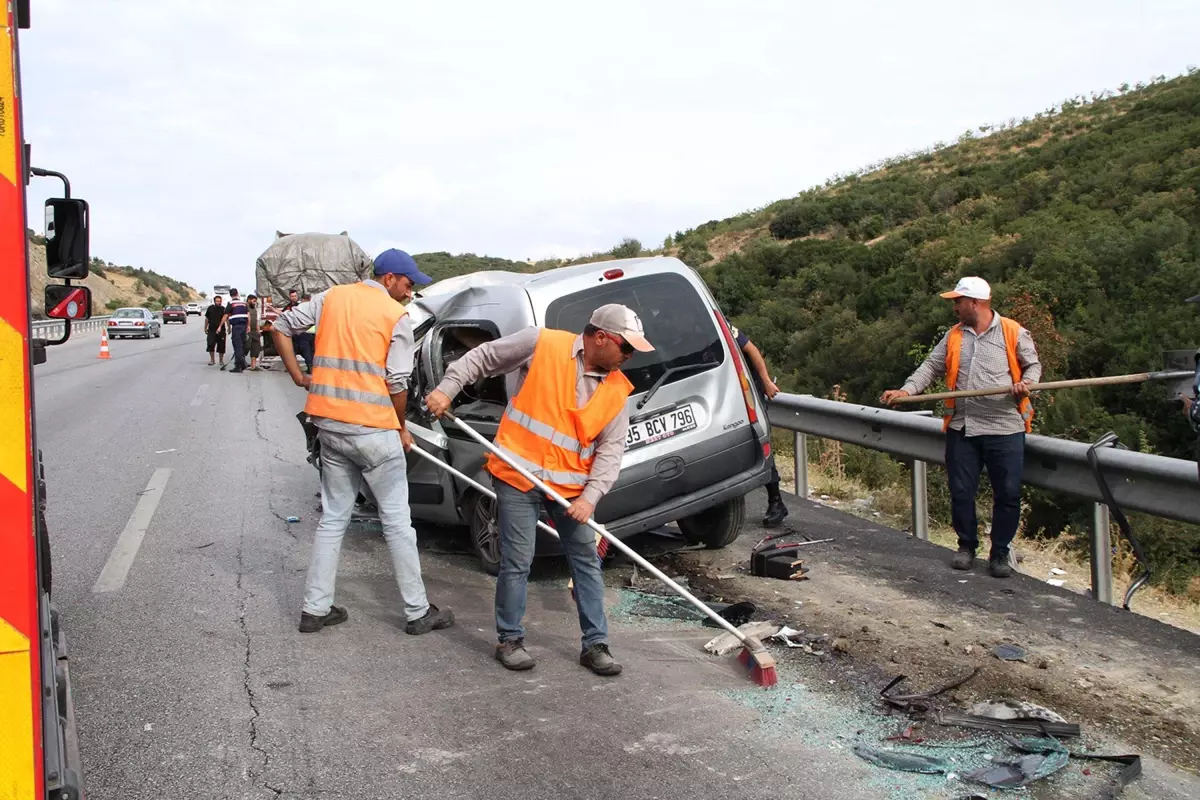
top-left (466, 491), bottom-right (502, 576)
top-left (678, 494), bottom-right (746, 550)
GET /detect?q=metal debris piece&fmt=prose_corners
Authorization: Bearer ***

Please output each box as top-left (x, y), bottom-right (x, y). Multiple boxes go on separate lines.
top-left (879, 668), bottom-right (980, 713)
top-left (966, 736), bottom-right (1070, 788)
top-left (968, 700), bottom-right (1066, 724)
top-left (853, 744), bottom-right (949, 774)
top-left (935, 709), bottom-right (1080, 738)
top-left (992, 644), bottom-right (1028, 662)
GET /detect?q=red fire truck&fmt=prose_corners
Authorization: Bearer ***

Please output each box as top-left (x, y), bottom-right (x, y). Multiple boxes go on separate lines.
top-left (3, 3), bottom-right (87, 797)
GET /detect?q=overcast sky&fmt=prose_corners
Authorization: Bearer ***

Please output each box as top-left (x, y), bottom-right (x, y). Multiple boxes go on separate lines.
top-left (20, 0), bottom-right (1200, 294)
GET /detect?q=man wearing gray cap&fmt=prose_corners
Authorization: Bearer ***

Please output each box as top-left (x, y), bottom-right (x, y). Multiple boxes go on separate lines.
top-left (425, 304), bottom-right (653, 676)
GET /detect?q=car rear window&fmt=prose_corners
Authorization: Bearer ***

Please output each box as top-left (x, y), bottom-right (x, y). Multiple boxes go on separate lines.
top-left (166, 306), bottom-right (183, 311)
top-left (543, 272), bottom-right (724, 394)
top-left (113, 309), bottom-right (143, 318)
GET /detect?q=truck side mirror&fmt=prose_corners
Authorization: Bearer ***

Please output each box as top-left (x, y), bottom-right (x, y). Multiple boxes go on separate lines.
top-left (44, 285), bottom-right (92, 320)
top-left (44, 198), bottom-right (90, 279)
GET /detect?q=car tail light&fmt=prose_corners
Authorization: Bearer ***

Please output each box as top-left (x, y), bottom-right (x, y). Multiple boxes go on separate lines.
top-left (763, 442), bottom-right (772, 458)
top-left (135, 321), bottom-right (145, 327)
top-left (603, 268), bottom-right (624, 280)
top-left (714, 310), bottom-right (758, 425)
top-left (108, 320), bottom-right (116, 326)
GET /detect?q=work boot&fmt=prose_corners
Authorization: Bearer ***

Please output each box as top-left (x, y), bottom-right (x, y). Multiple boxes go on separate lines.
top-left (988, 554), bottom-right (1013, 579)
top-left (495, 639), bottom-right (536, 671)
top-left (579, 643), bottom-right (623, 677)
top-left (298, 605), bottom-right (348, 633)
top-left (405, 604), bottom-right (455, 635)
top-left (763, 496), bottom-right (788, 528)
top-left (951, 548), bottom-right (975, 571)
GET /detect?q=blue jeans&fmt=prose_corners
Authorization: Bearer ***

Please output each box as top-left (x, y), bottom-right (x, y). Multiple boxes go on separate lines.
top-left (304, 429), bottom-right (430, 621)
top-left (230, 323), bottom-right (247, 368)
top-left (494, 480), bottom-right (609, 650)
top-left (945, 429), bottom-right (1025, 559)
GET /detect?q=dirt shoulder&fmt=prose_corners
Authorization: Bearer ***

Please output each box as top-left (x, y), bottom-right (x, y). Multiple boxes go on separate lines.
top-left (662, 492), bottom-right (1200, 773)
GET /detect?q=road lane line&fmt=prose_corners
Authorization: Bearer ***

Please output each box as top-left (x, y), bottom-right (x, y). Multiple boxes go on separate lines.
top-left (190, 383), bottom-right (208, 407)
top-left (93, 468), bottom-right (173, 593)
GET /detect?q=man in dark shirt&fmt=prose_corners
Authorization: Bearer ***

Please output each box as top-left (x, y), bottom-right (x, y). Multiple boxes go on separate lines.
top-left (246, 294), bottom-right (262, 371)
top-left (730, 324), bottom-right (786, 527)
top-left (284, 289), bottom-right (314, 372)
top-left (225, 288), bottom-right (250, 373)
top-left (204, 296), bottom-right (228, 369)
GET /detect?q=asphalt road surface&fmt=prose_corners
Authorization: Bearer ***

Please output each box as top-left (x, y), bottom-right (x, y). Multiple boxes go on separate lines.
top-left (33, 320), bottom-right (1197, 799)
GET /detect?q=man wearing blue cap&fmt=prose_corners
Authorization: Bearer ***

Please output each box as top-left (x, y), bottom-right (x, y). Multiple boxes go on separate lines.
top-left (271, 248), bottom-right (456, 636)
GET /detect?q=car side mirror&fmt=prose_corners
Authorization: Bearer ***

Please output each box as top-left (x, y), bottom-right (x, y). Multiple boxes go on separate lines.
top-left (44, 285), bottom-right (92, 320)
top-left (44, 198), bottom-right (90, 279)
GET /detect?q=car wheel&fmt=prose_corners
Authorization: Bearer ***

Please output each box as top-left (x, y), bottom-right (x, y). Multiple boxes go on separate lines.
top-left (677, 494), bottom-right (746, 549)
top-left (467, 491), bottom-right (502, 576)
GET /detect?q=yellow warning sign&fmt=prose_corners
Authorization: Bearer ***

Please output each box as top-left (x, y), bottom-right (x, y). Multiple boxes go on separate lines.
top-left (0, 319), bottom-right (27, 492)
top-left (0, 25), bottom-right (15, 187)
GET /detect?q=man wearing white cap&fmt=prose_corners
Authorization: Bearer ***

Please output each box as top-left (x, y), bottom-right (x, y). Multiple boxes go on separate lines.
top-left (881, 277), bottom-right (1041, 578)
top-left (425, 304), bottom-right (653, 676)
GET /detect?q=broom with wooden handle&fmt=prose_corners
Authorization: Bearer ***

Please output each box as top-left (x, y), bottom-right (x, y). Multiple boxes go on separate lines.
top-left (438, 410), bottom-right (779, 688)
top-left (888, 370), bottom-right (1194, 406)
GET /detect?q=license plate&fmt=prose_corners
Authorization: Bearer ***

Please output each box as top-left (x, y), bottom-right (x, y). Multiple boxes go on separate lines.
top-left (626, 404), bottom-right (697, 450)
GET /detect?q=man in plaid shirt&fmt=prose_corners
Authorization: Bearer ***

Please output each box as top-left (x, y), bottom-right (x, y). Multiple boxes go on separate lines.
top-left (881, 277), bottom-right (1041, 578)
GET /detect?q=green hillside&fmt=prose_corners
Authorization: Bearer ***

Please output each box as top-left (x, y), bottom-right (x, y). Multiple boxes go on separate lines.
top-left (412, 252), bottom-right (537, 283)
top-left (691, 70), bottom-right (1200, 589)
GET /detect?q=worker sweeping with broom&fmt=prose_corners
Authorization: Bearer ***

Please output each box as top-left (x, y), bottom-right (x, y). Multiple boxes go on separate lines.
top-left (424, 305), bottom-right (652, 676)
top-left (881, 277), bottom-right (1042, 579)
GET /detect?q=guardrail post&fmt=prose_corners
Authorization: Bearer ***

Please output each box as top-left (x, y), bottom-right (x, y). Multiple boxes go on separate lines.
top-left (910, 459), bottom-right (929, 540)
top-left (1090, 503), bottom-right (1113, 605)
top-left (793, 431), bottom-right (808, 498)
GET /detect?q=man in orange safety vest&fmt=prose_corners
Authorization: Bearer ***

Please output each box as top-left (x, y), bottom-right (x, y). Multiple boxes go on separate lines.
top-left (881, 277), bottom-right (1041, 579)
top-left (272, 249), bottom-right (455, 636)
top-left (425, 305), bottom-right (653, 676)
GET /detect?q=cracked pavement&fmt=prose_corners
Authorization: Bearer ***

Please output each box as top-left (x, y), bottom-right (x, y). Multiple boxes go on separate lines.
top-left (34, 324), bottom-right (1200, 799)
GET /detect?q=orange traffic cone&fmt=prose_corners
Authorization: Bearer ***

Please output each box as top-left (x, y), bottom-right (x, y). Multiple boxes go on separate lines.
top-left (97, 328), bottom-right (111, 359)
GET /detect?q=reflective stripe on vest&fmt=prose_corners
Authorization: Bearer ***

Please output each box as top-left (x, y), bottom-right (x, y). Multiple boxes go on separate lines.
top-left (487, 328), bottom-right (633, 496)
top-left (943, 315), bottom-right (1034, 433)
top-left (303, 283), bottom-right (406, 429)
top-left (504, 402), bottom-right (598, 458)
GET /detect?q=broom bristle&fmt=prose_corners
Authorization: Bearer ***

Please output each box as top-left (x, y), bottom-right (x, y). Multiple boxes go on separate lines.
top-left (737, 644), bottom-right (778, 688)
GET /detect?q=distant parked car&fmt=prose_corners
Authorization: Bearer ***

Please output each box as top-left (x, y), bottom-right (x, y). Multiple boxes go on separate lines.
top-left (107, 307), bottom-right (161, 339)
top-left (185, 302), bottom-right (202, 315)
top-left (162, 305), bottom-right (188, 324)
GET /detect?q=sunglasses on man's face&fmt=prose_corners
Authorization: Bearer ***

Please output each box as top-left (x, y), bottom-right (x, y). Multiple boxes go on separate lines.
top-left (607, 332), bottom-right (635, 356)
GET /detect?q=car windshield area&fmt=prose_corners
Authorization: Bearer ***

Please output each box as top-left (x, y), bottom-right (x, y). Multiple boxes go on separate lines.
top-left (544, 273), bottom-right (724, 394)
top-left (112, 309), bottom-right (145, 318)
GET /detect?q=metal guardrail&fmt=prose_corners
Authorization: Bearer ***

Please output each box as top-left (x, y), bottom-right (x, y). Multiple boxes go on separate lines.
top-left (769, 393), bottom-right (1200, 605)
top-left (32, 312), bottom-right (163, 339)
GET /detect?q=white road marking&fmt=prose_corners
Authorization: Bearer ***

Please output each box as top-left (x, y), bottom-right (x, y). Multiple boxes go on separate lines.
top-left (190, 383), bottom-right (208, 407)
top-left (93, 468), bottom-right (173, 593)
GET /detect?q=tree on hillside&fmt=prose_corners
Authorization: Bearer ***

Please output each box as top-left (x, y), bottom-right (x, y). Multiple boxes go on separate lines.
top-left (610, 238), bottom-right (642, 259)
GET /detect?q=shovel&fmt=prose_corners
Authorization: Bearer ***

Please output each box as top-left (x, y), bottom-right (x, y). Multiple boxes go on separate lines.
top-left (435, 410), bottom-right (778, 686)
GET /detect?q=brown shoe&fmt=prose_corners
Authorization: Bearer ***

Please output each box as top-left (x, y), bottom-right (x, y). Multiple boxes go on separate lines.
top-left (495, 638), bottom-right (536, 670)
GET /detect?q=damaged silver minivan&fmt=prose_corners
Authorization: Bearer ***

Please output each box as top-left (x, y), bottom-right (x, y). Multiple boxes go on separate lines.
top-left (400, 256), bottom-right (774, 573)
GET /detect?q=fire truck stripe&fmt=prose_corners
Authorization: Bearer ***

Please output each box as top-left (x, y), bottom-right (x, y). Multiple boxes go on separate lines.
top-left (0, 618), bottom-right (35, 799)
top-left (0, 318), bottom-right (27, 492)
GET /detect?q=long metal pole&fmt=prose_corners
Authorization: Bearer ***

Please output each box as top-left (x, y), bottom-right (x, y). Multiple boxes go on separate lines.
top-left (794, 431), bottom-right (808, 497)
top-left (1090, 502), bottom-right (1113, 605)
top-left (911, 459), bottom-right (929, 541)
top-left (443, 412), bottom-right (759, 645)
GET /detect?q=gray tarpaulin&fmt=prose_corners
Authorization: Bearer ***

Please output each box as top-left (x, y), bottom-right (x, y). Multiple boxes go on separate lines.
top-left (254, 231), bottom-right (374, 301)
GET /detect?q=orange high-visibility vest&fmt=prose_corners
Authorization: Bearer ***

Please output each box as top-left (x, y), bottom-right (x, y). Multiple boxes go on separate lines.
top-left (304, 283), bottom-right (406, 429)
top-left (488, 329), bottom-right (634, 497)
top-left (944, 315), bottom-right (1033, 433)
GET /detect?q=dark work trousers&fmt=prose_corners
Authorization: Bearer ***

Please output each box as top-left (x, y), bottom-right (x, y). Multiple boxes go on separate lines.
top-left (294, 332), bottom-right (315, 372)
top-left (945, 428), bottom-right (1025, 558)
top-left (230, 323), bottom-right (248, 369)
